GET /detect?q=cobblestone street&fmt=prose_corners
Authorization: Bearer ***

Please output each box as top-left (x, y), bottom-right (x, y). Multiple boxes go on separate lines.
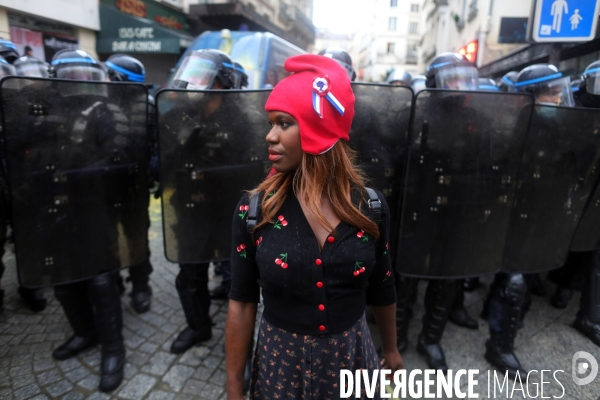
top-left (0, 198), bottom-right (598, 399)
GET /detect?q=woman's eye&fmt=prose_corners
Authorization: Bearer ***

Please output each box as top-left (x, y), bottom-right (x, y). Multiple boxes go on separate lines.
top-left (267, 121), bottom-right (274, 127)
top-left (281, 122), bottom-right (290, 129)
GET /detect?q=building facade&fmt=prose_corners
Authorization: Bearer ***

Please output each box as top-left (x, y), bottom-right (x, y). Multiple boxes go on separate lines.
top-left (353, 0), bottom-right (422, 83)
top-left (187, 0), bottom-right (315, 51)
top-left (418, 0), bottom-right (532, 72)
top-left (0, 0), bottom-right (99, 61)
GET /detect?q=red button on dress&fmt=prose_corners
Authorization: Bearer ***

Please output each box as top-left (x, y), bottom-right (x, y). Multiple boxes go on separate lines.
top-left (315, 259), bottom-right (322, 266)
top-left (327, 236), bottom-right (334, 243)
top-left (316, 281), bottom-right (323, 288)
top-left (319, 325), bottom-right (326, 331)
top-left (318, 304), bottom-right (325, 311)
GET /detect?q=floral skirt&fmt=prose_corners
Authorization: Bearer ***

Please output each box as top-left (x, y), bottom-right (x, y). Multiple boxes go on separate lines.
top-left (249, 314), bottom-right (381, 400)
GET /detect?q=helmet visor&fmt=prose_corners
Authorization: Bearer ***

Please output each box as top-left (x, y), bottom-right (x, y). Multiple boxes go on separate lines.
top-left (171, 54), bottom-right (218, 90)
top-left (436, 65), bottom-right (478, 90)
top-left (15, 61), bottom-right (49, 78)
top-left (0, 63), bottom-right (15, 78)
top-left (533, 76), bottom-right (574, 107)
top-left (56, 65), bottom-right (106, 81)
top-left (585, 68), bottom-right (600, 95)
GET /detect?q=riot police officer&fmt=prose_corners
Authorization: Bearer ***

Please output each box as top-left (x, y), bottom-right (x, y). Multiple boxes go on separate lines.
top-left (395, 52), bottom-right (479, 372)
top-left (318, 47), bottom-right (356, 81)
top-left (167, 49), bottom-right (239, 353)
top-left (386, 69), bottom-right (412, 86)
top-left (482, 64), bottom-right (577, 379)
top-left (0, 50), bottom-right (49, 313)
top-left (478, 78), bottom-right (499, 91)
top-left (548, 61), bottom-right (600, 346)
top-left (48, 49), bottom-right (126, 392)
top-left (104, 54), bottom-right (154, 314)
top-left (497, 71), bottom-right (518, 92)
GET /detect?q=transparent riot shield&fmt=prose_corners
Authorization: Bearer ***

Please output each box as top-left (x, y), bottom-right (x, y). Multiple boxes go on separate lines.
top-left (0, 77), bottom-right (150, 287)
top-left (398, 90), bottom-right (534, 278)
top-left (349, 83), bottom-right (413, 260)
top-left (502, 105), bottom-right (600, 272)
top-left (157, 89), bottom-right (271, 263)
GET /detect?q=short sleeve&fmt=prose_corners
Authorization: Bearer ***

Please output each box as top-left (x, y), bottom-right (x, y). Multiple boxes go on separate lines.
top-left (365, 191), bottom-right (397, 306)
top-left (228, 192), bottom-right (261, 303)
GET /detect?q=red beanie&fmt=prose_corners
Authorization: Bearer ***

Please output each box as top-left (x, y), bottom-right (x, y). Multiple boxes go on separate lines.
top-left (265, 54), bottom-right (355, 155)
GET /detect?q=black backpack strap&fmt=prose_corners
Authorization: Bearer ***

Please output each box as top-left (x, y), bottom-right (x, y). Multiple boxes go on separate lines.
top-left (246, 191), bottom-right (263, 234)
top-left (365, 187), bottom-right (382, 226)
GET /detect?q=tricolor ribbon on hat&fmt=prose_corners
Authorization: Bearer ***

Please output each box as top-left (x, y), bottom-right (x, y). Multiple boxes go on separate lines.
top-left (312, 76), bottom-right (345, 118)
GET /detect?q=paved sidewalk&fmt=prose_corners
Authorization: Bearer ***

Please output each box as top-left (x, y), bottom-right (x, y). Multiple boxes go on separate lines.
top-left (0, 198), bottom-right (598, 399)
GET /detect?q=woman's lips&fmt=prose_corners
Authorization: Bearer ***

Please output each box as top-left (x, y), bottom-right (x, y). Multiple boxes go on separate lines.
top-left (268, 154), bottom-right (282, 162)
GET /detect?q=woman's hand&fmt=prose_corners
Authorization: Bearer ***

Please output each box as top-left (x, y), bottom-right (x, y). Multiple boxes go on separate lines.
top-left (380, 348), bottom-right (404, 371)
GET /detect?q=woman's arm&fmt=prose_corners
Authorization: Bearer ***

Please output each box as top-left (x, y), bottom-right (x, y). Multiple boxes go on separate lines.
top-left (226, 300), bottom-right (258, 400)
top-left (372, 304), bottom-right (404, 370)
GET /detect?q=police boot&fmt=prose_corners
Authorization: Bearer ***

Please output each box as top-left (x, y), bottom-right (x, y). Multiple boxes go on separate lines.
top-left (485, 274), bottom-right (527, 380)
top-left (89, 273), bottom-right (125, 393)
top-left (550, 287), bottom-right (574, 309)
top-left (128, 259), bottom-right (153, 314)
top-left (528, 273), bottom-right (546, 296)
top-left (449, 280), bottom-right (478, 330)
top-left (574, 257), bottom-right (600, 347)
top-left (171, 275), bottom-right (212, 354)
top-left (18, 286), bottom-right (47, 312)
top-left (53, 282), bottom-right (98, 360)
top-left (417, 280), bottom-right (455, 373)
top-left (395, 276), bottom-right (416, 352)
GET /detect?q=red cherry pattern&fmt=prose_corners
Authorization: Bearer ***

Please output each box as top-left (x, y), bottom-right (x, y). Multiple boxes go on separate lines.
top-left (238, 204), bottom-right (250, 219)
top-left (274, 215), bottom-right (288, 229)
top-left (384, 242), bottom-right (389, 255)
top-left (256, 236), bottom-right (263, 247)
top-left (354, 261), bottom-right (365, 276)
top-left (356, 230), bottom-right (369, 242)
top-left (275, 253), bottom-right (289, 269)
top-left (236, 243), bottom-right (247, 258)
top-left (383, 269), bottom-right (392, 282)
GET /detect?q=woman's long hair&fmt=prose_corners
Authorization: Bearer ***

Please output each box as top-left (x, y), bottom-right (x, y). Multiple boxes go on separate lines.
top-left (252, 141), bottom-right (380, 240)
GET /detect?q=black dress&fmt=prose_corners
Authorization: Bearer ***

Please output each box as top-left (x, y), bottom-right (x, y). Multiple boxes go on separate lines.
top-left (229, 188), bottom-right (396, 399)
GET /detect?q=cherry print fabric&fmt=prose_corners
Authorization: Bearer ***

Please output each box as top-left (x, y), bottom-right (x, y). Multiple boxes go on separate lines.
top-left (229, 188), bottom-right (396, 335)
top-left (249, 314), bottom-right (382, 400)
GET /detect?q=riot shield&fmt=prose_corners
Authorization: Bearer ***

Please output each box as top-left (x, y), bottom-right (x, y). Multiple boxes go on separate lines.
top-left (398, 90), bottom-right (534, 278)
top-left (348, 83), bottom-right (413, 261)
top-left (0, 77), bottom-right (150, 287)
top-left (157, 89), bottom-right (271, 263)
top-left (502, 105), bottom-right (600, 272)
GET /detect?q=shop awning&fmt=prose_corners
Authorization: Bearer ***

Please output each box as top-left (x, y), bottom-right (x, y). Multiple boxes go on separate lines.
top-left (97, 5), bottom-right (194, 54)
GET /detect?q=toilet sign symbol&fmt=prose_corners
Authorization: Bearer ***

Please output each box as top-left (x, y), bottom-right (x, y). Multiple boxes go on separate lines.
top-left (532, 0), bottom-right (600, 42)
top-left (570, 9), bottom-right (582, 30)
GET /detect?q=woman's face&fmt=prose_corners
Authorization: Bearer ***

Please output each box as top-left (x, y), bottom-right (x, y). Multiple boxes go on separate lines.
top-left (266, 111), bottom-right (303, 172)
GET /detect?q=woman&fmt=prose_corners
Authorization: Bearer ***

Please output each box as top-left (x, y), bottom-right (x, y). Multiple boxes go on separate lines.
top-left (225, 54), bottom-right (403, 399)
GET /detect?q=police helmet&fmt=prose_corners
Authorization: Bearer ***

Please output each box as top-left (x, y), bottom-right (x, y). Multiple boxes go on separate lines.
top-left (582, 60), bottom-right (600, 96)
top-left (426, 52), bottom-right (478, 90)
top-left (232, 61), bottom-right (249, 89)
top-left (318, 47), bottom-right (356, 81)
top-left (411, 75), bottom-right (427, 94)
top-left (386, 69), bottom-right (412, 86)
top-left (51, 49), bottom-right (106, 81)
top-left (105, 54), bottom-right (145, 82)
top-left (497, 71), bottom-right (518, 92)
top-left (516, 64), bottom-right (574, 107)
top-left (170, 49), bottom-right (236, 90)
top-left (0, 39), bottom-right (19, 64)
top-left (0, 56), bottom-right (16, 78)
top-left (478, 78), bottom-right (498, 92)
top-left (13, 56), bottom-right (49, 78)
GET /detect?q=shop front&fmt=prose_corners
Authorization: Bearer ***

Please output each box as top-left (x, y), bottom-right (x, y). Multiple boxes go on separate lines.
top-left (97, 0), bottom-right (194, 86)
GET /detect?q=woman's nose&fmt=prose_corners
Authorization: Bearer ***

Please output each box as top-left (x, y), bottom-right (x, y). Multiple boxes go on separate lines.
top-left (265, 126), bottom-right (278, 143)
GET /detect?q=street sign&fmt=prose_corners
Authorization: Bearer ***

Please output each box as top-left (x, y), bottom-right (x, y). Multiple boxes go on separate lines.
top-left (531, 0), bottom-right (600, 42)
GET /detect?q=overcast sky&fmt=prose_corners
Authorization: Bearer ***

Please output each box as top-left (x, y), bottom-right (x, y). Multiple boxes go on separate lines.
top-left (312, 0), bottom-right (371, 34)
